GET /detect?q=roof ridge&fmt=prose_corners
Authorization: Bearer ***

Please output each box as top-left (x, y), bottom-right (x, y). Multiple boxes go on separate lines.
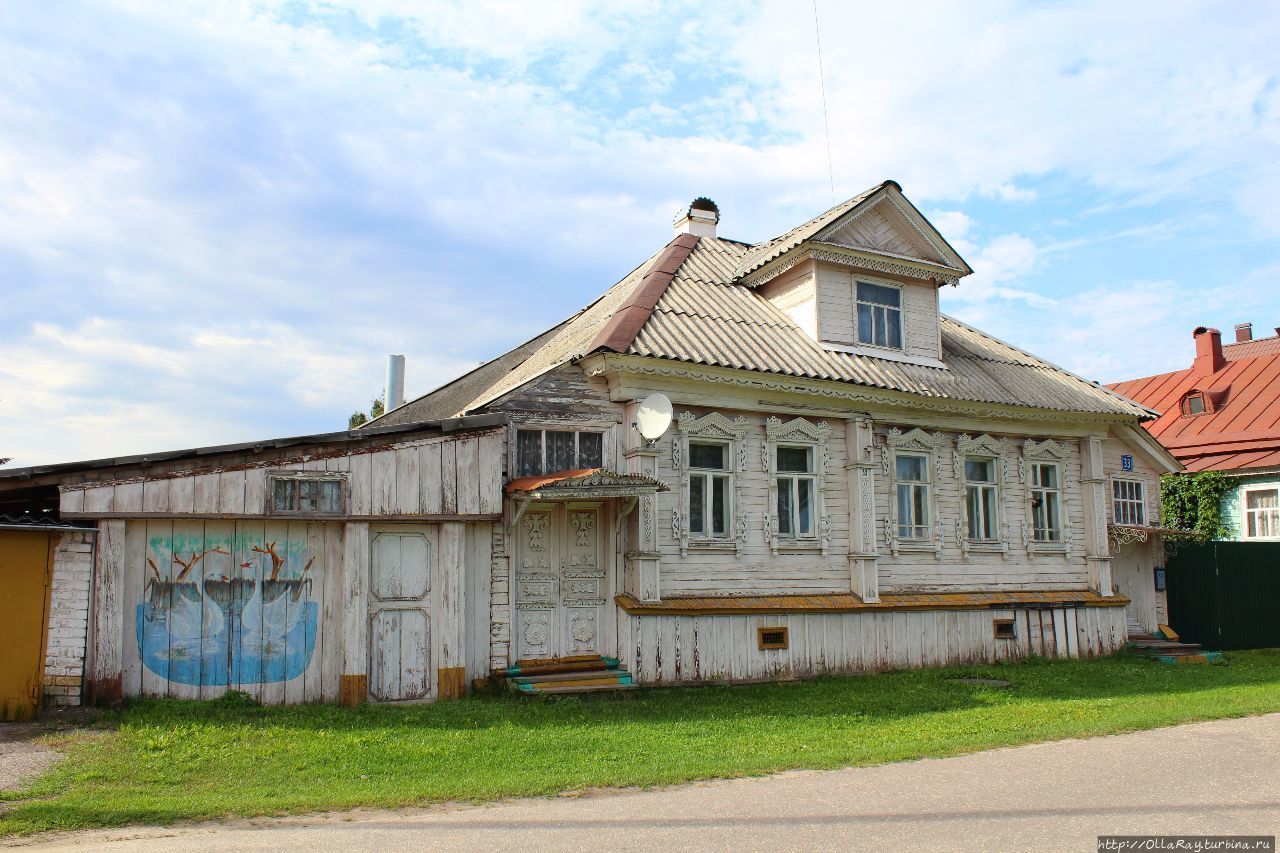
top-left (588, 234), bottom-right (700, 354)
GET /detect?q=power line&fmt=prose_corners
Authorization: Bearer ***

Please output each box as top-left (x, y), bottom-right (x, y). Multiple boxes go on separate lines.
top-left (812, 0), bottom-right (836, 205)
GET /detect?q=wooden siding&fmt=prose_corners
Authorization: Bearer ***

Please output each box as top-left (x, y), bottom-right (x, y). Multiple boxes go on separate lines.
top-left (814, 263), bottom-right (941, 360)
top-left (760, 261), bottom-right (817, 340)
top-left (59, 431), bottom-right (503, 521)
top-left (650, 407), bottom-right (852, 596)
top-left (619, 605), bottom-right (1126, 685)
top-left (875, 424), bottom-right (1091, 592)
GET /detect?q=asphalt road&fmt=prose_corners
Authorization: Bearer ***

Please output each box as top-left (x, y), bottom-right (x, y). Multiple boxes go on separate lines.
top-left (13, 714), bottom-right (1280, 852)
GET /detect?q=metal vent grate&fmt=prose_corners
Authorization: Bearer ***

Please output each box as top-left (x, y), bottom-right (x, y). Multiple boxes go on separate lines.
top-left (757, 627), bottom-right (789, 650)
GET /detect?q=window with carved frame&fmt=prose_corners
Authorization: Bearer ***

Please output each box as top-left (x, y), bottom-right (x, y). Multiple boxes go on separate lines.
top-left (674, 412), bottom-right (749, 552)
top-left (776, 444), bottom-right (817, 540)
top-left (765, 416), bottom-right (832, 553)
top-left (964, 456), bottom-right (1001, 542)
top-left (894, 452), bottom-right (931, 541)
top-left (1029, 462), bottom-right (1062, 543)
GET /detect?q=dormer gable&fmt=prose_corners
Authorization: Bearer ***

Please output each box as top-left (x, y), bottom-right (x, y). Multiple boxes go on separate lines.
top-left (752, 182), bottom-right (971, 368)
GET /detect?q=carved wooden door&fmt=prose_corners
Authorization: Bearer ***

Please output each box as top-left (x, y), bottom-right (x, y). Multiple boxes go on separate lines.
top-left (515, 506), bottom-right (558, 660)
top-left (560, 503), bottom-right (605, 658)
top-left (514, 503), bottom-right (606, 661)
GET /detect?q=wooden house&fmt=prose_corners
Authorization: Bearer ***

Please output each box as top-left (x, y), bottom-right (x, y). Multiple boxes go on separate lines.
top-left (0, 182), bottom-right (1179, 707)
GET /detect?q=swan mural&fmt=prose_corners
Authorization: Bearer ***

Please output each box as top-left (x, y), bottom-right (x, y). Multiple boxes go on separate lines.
top-left (136, 529), bottom-right (319, 686)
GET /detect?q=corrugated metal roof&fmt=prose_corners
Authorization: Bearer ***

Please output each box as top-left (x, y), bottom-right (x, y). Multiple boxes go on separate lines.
top-left (734, 183), bottom-right (886, 278)
top-left (628, 238), bottom-right (1150, 418)
top-left (406, 195), bottom-right (1149, 422)
top-left (1224, 334), bottom-right (1280, 360)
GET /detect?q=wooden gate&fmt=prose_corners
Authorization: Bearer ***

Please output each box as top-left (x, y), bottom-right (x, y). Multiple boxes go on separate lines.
top-left (1165, 541), bottom-right (1280, 650)
top-left (368, 526), bottom-right (436, 701)
top-left (0, 530), bottom-right (55, 720)
top-left (513, 503), bottom-right (608, 661)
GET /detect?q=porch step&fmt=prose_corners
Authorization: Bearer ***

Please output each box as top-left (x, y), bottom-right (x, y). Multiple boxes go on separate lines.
top-left (1128, 633), bottom-right (1222, 665)
top-left (512, 668), bottom-right (630, 685)
top-left (503, 656), bottom-right (620, 678)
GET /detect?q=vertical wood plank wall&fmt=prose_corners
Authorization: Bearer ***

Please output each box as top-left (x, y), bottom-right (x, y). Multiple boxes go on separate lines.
top-left (619, 605), bottom-right (1127, 685)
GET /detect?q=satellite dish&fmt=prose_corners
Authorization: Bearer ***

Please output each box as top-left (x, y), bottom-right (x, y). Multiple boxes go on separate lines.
top-left (635, 393), bottom-right (673, 444)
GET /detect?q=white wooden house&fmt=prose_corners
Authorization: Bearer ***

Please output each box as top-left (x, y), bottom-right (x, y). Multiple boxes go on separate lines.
top-left (0, 182), bottom-right (1179, 706)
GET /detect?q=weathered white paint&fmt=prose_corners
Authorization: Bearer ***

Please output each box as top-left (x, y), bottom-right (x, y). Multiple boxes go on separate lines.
top-left (619, 605), bottom-right (1126, 685)
top-left (42, 531), bottom-right (94, 707)
top-left (368, 526), bottom-right (435, 701)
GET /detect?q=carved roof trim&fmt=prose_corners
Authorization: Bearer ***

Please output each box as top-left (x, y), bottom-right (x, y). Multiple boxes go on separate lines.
top-left (676, 411), bottom-right (749, 440)
top-left (956, 433), bottom-right (1007, 457)
top-left (765, 416), bottom-right (832, 443)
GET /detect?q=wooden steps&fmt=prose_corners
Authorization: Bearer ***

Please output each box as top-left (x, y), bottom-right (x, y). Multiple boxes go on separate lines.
top-left (505, 656), bottom-right (635, 695)
top-left (1127, 632), bottom-right (1223, 665)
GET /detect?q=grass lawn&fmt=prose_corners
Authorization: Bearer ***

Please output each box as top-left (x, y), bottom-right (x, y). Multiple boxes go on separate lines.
top-left (5, 650), bottom-right (1280, 836)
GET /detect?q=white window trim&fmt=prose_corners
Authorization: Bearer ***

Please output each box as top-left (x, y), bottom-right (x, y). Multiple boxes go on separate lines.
top-left (765, 417), bottom-right (832, 555)
top-left (1021, 439), bottom-right (1074, 556)
top-left (673, 412), bottom-right (749, 556)
top-left (1110, 476), bottom-right (1148, 527)
top-left (955, 434), bottom-right (1010, 557)
top-left (882, 427), bottom-right (944, 556)
top-left (1240, 483), bottom-right (1280, 541)
top-left (775, 443), bottom-right (819, 543)
top-left (853, 279), bottom-right (905, 353)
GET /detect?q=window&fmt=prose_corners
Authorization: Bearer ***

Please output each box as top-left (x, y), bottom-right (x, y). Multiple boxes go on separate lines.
top-left (993, 619), bottom-right (1016, 639)
top-left (964, 457), bottom-right (1000, 541)
top-left (855, 282), bottom-right (903, 350)
top-left (895, 453), bottom-right (931, 540)
top-left (1029, 463), bottom-right (1062, 543)
top-left (776, 445), bottom-right (816, 538)
top-left (515, 429), bottom-right (604, 477)
top-left (1185, 393), bottom-right (1205, 415)
top-left (1112, 479), bottom-right (1146, 526)
top-left (269, 475), bottom-right (343, 514)
top-left (688, 440), bottom-right (731, 539)
top-left (757, 627), bottom-right (789, 650)
top-left (1244, 487), bottom-right (1280, 539)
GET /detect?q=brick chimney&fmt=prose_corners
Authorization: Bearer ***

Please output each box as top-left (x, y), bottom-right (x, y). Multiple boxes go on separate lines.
top-left (1193, 326), bottom-right (1226, 374)
top-left (1235, 322), bottom-right (1253, 343)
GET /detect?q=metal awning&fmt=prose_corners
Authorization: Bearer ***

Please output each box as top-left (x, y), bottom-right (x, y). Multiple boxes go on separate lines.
top-left (1108, 524), bottom-right (1204, 548)
top-left (505, 468), bottom-right (668, 501)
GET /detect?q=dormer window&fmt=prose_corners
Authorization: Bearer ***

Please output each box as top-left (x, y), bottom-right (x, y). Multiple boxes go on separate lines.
top-left (1182, 391), bottom-right (1209, 417)
top-left (856, 282), bottom-right (903, 350)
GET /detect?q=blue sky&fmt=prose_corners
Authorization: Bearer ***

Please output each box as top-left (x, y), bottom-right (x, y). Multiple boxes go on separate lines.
top-left (2, 1), bottom-right (1279, 466)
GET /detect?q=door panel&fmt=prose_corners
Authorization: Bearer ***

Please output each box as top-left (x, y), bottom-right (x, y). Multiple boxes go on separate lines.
top-left (561, 505), bottom-right (604, 657)
top-left (515, 507), bottom-right (557, 660)
top-left (0, 531), bottom-right (53, 721)
top-left (368, 529), bottom-right (434, 701)
top-left (513, 504), bottom-right (608, 661)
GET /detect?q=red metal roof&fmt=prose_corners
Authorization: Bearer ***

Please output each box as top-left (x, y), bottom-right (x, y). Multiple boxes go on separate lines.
top-left (1107, 335), bottom-right (1280, 473)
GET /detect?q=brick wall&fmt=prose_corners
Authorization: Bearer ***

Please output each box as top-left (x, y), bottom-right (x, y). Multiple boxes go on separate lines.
top-left (44, 530), bottom-right (94, 707)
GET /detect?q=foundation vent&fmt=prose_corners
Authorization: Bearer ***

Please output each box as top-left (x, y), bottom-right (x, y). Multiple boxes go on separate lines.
top-left (993, 618), bottom-right (1016, 640)
top-left (757, 626), bottom-right (789, 650)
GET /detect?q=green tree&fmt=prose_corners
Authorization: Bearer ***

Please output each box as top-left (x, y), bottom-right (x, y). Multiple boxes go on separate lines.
top-left (1160, 471), bottom-right (1233, 539)
top-left (347, 394), bottom-right (385, 430)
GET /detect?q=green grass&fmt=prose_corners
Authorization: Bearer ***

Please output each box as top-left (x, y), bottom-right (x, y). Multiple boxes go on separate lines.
top-left (5, 650), bottom-right (1280, 836)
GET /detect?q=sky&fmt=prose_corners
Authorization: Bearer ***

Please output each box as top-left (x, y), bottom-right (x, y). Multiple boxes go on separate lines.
top-left (2, 1), bottom-right (1279, 467)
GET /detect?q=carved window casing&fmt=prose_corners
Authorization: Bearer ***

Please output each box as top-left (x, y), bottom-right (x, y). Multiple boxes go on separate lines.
top-left (673, 412), bottom-right (749, 556)
top-left (956, 434), bottom-right (1010, 556)
top-left (883, 428), bottom-right (944, 557)
top-left (765, 417), bottom-right (832, 555)
top-left (1022, 439), bottom-right (1073, 555)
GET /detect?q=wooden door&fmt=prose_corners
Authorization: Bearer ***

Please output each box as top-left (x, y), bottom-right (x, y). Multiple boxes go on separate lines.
top-left (368, 527), bottom-right (434, 701)
top-left (1113, 541), bottom-right (1155, 633)
top-left (560, 503), bottom-right (606, 658)
top-left (0, 530), bottom-right (54, 721)
top-left (514, 504), bottom-right (608, 661)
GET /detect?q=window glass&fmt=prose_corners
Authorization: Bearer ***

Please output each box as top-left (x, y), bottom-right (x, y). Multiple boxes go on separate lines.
top-left (1245, 488), bottom-right (1280, 538)
top-left (547, 431), bottom-right (576, 473)
top-left (777, 446), bottom-right (812, 473)
top-left (1111, 479), bottom-right (1146, 526)
top-left (895, 453), bottom-right (929, 540)
top-left (712, 476), bottom-right (728, 536)
top-left (516, 429), bottom-right (543, 477)
top-left (689, 441), bottom-right (728, 470)
top-left (855, 282), bottom-right (903, 350)
top-left (777, 477), bottom-right (794, 536)
top-left (688, 474), bottom-right (706, 534)
top-left (578, 431), bottom-right (603, 469)
top-left (797, 478), bottom-right (813, 535)
top-left (965, 458), bottom-right (995, 483)
top-left (1187, 395), bottom-right (1205, 415)
top-left (271, 477), bottom-right (342, 514)
top-left (964, 456), bottom-right (999, 541)
top-left (1030, 463), bottom-right (1061, 543)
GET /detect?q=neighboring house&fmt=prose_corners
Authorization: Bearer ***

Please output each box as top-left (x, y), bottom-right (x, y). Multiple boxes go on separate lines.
top-left (1108, 325), bottom-right (1280, 541)
top-left (0, 182), bottom-right (1180, 708)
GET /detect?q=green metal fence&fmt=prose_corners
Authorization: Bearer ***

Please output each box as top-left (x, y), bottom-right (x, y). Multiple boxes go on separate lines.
top-left (1164, 541), bottom-right (1280, 650)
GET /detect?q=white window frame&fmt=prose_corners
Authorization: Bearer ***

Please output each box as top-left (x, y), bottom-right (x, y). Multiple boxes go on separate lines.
top-left (964, 456), bottom-right (1002, 543)
top-left (673, 412), bottom-right (749, 555)
top-left (854, 280), bottom-right (904, 352)
top-left (765, 416), bottom-right (832, 555)
top-left (1111, 477), bottom-right (1147, 527)
top-left (686, 439), bottom-right (734, 544)
top-left (955, 433), bottom-right (1009, 555)
top-left (1021, 439), bottom-right (1073, 555)
top-left (775, 444), bottom-right (818, 541)
top-left (1029, 461), bottom-right (1063, 544)
top-left (882, 427), bottom-right (945, 556)
top-left (1240, 484), bottom-right (1280, 541)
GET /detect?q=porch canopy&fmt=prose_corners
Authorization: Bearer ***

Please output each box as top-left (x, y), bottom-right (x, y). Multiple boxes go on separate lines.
top-left (505, 468), bottom-right (668, 501)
